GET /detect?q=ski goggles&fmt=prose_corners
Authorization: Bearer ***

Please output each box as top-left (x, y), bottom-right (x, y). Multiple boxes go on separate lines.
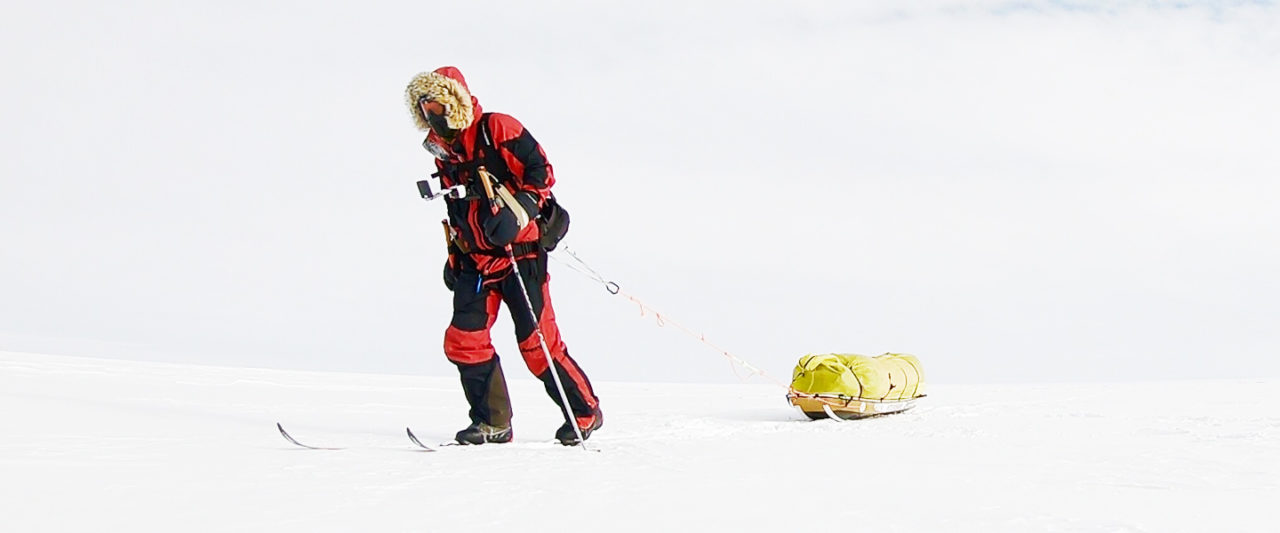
top-left (418, 95), bottom-right (447, 117)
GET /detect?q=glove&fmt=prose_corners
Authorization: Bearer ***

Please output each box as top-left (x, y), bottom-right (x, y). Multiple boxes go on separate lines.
top-left (443, 258), bottom-right (458, 291)
top-left (514, 191), bottom-right (541, 221)
top-left (483, 206), bottom-right (520, 247)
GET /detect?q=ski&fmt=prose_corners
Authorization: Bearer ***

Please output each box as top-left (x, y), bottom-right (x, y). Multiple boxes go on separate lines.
top-left (278, 423), bottom-right (588, 452)
top-left (405, 427), bottom-right (438, 451)
top-left (276, 422), bottom-right (436, 452)
top-left (277, 422), bottom-right (344, 450)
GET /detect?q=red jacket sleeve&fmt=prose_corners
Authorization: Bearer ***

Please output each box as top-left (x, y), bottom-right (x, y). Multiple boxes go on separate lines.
top-left (485, 113), bottom-right (554, 208)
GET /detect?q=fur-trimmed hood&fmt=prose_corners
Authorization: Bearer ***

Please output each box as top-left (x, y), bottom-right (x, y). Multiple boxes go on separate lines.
top-left (405, 66), bottom-right (478, 132)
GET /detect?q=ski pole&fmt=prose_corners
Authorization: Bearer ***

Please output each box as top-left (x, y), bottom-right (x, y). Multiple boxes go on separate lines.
top-left (477, 167), bottom-right (589, 448)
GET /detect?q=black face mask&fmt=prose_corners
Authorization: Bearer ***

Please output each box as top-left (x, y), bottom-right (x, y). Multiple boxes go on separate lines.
top-left (427, 112), bottom-right (456, 139)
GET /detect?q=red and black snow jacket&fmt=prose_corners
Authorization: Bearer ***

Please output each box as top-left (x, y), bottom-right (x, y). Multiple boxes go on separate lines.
top-left (428, 100), bottom-right (554, 277)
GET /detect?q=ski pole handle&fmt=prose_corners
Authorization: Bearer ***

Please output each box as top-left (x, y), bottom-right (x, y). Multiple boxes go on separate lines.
top-left (476, 167), bottom-right (504, 217)
top-left (477, 167), bottom-right (497, 207)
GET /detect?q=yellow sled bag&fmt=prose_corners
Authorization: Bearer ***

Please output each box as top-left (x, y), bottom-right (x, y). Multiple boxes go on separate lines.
top-left (787, 353), bottom-right (926, 420)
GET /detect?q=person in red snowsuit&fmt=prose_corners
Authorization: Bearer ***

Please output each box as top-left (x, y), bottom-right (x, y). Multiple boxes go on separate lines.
top-left (405, 66), bottom-right (601, 445)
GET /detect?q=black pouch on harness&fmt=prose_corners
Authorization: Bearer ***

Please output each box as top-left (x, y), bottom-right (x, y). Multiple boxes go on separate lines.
top-left (537, 194), bottom-right (569, 252)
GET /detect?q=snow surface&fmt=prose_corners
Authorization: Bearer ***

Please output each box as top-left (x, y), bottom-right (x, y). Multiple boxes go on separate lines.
top-left (3, 350), bottom-right (1276, 532)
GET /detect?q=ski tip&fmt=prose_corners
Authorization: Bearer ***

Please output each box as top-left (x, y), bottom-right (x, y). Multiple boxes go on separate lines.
top-left (405, 427), bottom-right (437, 452)
top-left (276, 422), bottom-right (344, 450)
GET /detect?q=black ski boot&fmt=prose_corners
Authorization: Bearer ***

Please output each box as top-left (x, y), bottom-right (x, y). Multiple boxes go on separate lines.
top-left (455, 422), bottom-right (513, 445)
top-left (555, 408), bottom-right (603, 446)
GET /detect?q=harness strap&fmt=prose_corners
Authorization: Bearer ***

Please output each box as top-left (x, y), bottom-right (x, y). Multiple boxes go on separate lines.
top-left (467, 241), bottom-right (541, 258)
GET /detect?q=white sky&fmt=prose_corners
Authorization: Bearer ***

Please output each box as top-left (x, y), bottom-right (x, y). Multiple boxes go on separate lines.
top-left (2, 0), bottom-right (1278, 384)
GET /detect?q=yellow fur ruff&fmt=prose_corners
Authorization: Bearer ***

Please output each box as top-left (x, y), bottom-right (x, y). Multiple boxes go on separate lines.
top-left (405, 71), bottom-right (474, 131)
